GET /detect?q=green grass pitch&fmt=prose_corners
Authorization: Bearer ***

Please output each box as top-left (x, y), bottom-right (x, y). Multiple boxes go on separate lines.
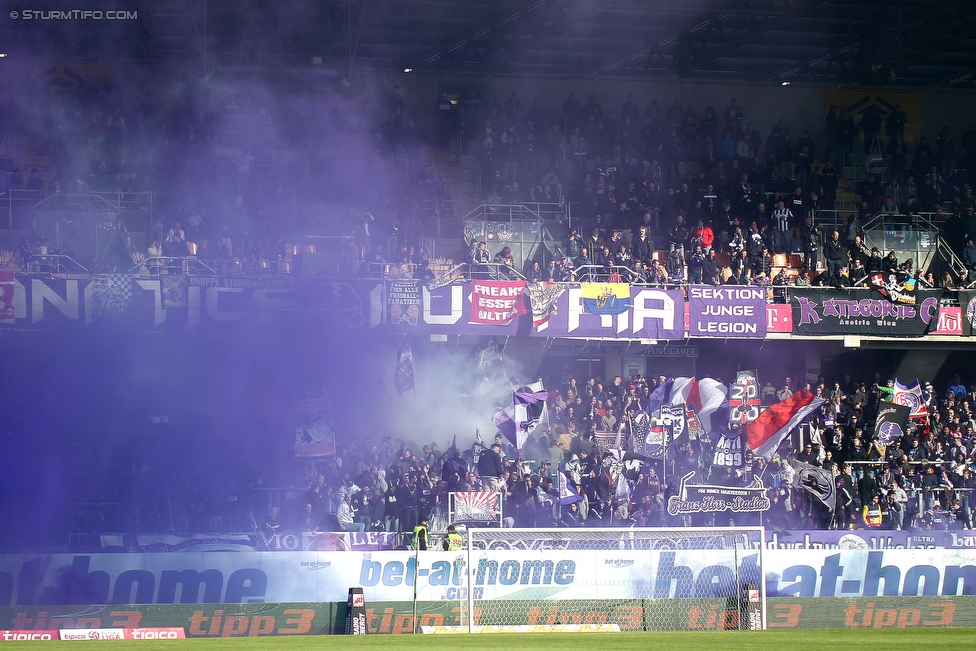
top-left (2, 629), bottom-right (975, 650)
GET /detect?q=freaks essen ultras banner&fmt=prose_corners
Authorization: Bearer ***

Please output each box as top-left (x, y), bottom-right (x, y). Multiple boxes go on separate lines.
top-left (790, 288), bottom-right (942, 336)
top-left (469, 281), bottom-right (527, 325)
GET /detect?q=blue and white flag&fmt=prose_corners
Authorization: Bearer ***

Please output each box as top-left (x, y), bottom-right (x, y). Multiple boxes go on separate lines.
top-left (558, 471), bottom-right (582, 505)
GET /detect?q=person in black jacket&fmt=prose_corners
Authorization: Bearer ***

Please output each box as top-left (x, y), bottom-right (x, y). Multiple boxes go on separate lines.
top-left (686, 244), bottom-right (707, 284)
top-left (633, 225), bottom-right (654, 262)
top-left (668, 214), bottom-right (689, 255)
top-left (823, 230), bottom-right (845, 278)
top-left (703, 248), bottom-right (723, 285)
top-left (477, 443), bottom-right (505, 491)
top-left (865, 247), bottom-right (883, 274)
top-left (882, 250), bottom-right (900, 275)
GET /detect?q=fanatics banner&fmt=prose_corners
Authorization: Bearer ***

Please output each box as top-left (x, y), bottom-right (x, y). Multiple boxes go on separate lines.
top-left (387, 280), bottom-right (421, 325)
top-left (469, 281), bottom-right (527, 325)
top-left (688, 285), bottom-right (767, 337)
top-left (790, 288), bottom-right (942, 336)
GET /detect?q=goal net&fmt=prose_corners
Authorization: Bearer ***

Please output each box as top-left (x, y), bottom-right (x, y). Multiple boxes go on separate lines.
top-left (445, 527), bottom-right (765, 633)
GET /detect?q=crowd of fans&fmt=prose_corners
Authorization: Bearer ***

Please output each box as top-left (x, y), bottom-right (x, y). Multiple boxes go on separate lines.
top-left (456, 91), bottom-right (976, 289)
top-left (4, 76), bottom-right (976, 287)
top-left (280, 370), bottom-right (976, 539)
top-left (65, 366), bottom-right (976, 546)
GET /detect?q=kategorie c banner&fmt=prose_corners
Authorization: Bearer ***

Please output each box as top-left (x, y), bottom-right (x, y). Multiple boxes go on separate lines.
top-left (790, 288), bottom-right (941, 336)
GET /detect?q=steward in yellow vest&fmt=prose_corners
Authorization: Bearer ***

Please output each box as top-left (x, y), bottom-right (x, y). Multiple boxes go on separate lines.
top-left (442, 524), bottom-right (463, 550)
top-left (412, 517), bottom-right (429, 550)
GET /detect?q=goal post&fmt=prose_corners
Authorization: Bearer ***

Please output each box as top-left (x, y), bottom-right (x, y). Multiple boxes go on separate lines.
top-left (449, 527), bottom-right (765, 633)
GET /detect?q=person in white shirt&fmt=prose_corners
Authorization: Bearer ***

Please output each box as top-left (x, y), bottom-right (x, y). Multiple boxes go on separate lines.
top-left (337, 493), bottom-right (364, 532)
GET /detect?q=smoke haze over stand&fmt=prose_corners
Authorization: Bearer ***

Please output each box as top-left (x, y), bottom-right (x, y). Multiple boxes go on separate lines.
top-left (0, 324), bottom-right (541, 550)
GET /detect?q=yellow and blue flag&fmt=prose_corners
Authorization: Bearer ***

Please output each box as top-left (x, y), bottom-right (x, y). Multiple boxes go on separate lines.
top-left (581, 283), bottom-right (631, 315)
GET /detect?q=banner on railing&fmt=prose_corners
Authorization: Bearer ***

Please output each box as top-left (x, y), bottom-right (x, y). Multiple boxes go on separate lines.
top-left (387, 280), bottom-right (421, 326)
top-left (688, 285), bottom-right (767, 337)
top-left (469, 281), bottom-right (527, 325)
top-left (667, 472), bottom-right (769, 515)
top-left (531, 285), bottom-right (685, 340)
top-left (0, 275), bottom-right (379, 332)
top-left (4, 273), bottom-right (972, 341)
top-left (790, 288), bottom-right (942, 336)
top-left (931, 307), bottom-right (963, 336)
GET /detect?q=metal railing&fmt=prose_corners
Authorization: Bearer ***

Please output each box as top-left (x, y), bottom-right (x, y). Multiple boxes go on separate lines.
top-left (571, 264), bottom-right (642, 284)
top-left (91, 191), bottom-right (159, 223)
top-left (466, 203), bottom-right (543, 222)
top-left (26, 254), bottom-right (89, 275)
top-left (815, 210), bottom-right (944, 234)
top-left (31, 192), bottom-right (121, 215)
top-left (0, 250), bottom-right (22, 270)
top-left (0, 188), bottom-right (44, 229)
top-left (127, 256), bottom-right (219, 276)
top-left (521, 201), bottom-right (572, 225)
top-left (431, 262), bottom-right (526, 286)
top-left (364, 262), bottom-right (418, 279)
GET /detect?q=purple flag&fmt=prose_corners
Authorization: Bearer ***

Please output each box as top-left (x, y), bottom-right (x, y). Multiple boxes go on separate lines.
top-left (493, 390), bottom-right (548, 450)
top-left (558, 471), bottom-right (582, 505)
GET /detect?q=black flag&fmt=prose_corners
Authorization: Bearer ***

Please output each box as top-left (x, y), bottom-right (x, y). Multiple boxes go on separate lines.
top-left (874, 402), bottom-right (911, 446)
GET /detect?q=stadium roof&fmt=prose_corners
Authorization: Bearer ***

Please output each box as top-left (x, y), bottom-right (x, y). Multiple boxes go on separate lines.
top-left (2, 0), bottom-right (976, 88)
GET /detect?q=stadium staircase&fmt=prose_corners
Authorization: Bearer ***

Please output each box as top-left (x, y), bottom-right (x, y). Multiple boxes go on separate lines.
top-left (426, 149), bottom-right (482, 240)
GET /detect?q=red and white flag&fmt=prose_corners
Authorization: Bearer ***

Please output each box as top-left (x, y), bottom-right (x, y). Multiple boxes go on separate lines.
top-left (669, 377), bottom-right (728, 434)
top-left (746, 390), bottom-right (825, 459)
top-left (893, 378), bottom-right (928, 418)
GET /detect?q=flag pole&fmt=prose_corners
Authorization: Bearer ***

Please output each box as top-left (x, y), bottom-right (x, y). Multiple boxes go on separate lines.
top-left (662, 425), bottom-right (669, 488)
top-left (544, 398), bottom-right (553, 460)
top-left (558, 471), bottom-right (562, 523)
top-left (514, 388), bottom-right (521, 463)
